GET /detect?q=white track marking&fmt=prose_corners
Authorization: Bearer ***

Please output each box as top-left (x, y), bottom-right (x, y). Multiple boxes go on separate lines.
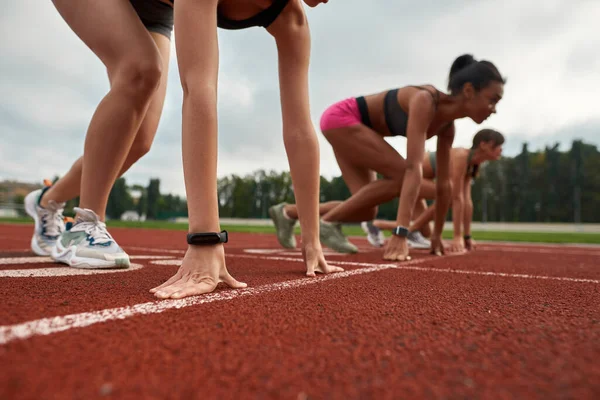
top-left (0, 263), bottom-right (393, 345)
top-left (129, 255), bottom-right (174, 260)
top-left (0, 263), bottom-right (144, 277)
top-left (156, 253), bottom-right (600, 284)
top-left (0, 255), bottom-right (173, 266)
top-left (0, 257), bottom-right (55, 265)
top-left (1, 252), bottom-right (599, 345)
top-left (151, 259), bottom-right (181, 266)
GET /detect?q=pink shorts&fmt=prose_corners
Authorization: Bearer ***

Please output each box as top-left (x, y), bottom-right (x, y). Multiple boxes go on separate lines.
top-left (319, 97), bottom-right (362, 132)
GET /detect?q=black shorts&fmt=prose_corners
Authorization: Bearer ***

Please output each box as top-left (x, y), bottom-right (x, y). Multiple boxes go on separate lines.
top-left (130, 0), bottom-right (174, 39)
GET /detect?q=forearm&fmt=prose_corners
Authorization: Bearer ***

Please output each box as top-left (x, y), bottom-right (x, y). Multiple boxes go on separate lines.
top-left (452, 197), bottom-right (464, 238)
top-left (408, 204), bottom-right (435, 232)
top-left (396, 167), bottom-right (422, 227)
top-left (284, 126), bottom-right (320, 244)
top-left (433, 183), bottom-right (451, 236)
top-left (182, 91), bottom-right (219, 232)
top-left (463, 201), bottom-right (473, 236)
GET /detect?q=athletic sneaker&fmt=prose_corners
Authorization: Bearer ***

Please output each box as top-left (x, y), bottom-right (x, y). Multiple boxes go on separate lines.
top-left (24, 186), bottom-right (66, 256)
top-left (407, 230), bottom-right (431, 249)
top-left (320, 220), bottom-right (358, 254)
top-left (268, 203), bottom-right (297, 248)
top-left (360, 221), bottom-right (385, 247)
top-left (51, 207), bottom-right (130, 269)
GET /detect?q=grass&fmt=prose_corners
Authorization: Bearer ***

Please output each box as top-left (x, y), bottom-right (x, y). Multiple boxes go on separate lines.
top-left (2, 217), bottom-right (599, 244)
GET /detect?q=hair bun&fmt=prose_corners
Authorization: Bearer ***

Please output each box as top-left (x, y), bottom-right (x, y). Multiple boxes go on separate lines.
top-left (449, 54), bottom-right (476, 79)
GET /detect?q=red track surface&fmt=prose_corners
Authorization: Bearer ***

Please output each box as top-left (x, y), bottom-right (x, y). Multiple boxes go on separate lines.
top-left (1, 223), bottom-right (599, 399)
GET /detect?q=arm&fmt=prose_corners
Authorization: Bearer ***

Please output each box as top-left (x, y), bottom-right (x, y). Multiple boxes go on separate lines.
top-left (396, 92), bottom-right (436, 228)
top-left (174, 0), bottom-right (220, 233)
top-left (384, 91), bottom-right (435, 261)
top-left (408, 203), bottom-right (436, 233)
top-left (450, 152), bottom-right (468, 250)
top-left (267, 4), bottom-right (340, 275)
top-left (152, 0), bottom-right (246, 299)
top-left (431, 124), bottom-right (455, 252)
top-left (463, 177), bottom-right (475, 250)
top-left (268, 5), bottom-right (318, 244)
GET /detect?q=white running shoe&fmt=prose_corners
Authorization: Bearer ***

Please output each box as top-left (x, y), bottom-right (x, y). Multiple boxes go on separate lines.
top-left (360, 221), bottom-right (386, 248)
top-left (24, 187), bottom-right (66, 256)
top-left (51, 207), bottom-right (130, 269)
top-left (407, 231), bottom-right (431, 249)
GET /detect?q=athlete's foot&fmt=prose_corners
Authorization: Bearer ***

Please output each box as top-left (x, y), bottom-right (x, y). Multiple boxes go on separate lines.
top-left (268, 203), bottom-right (297, 248)
top-left (51, 207), bottom-right (130, 269)
top-left (407, 231), bottom-right (431, 249)
top-left (361, 221), bottom-right (385, 247)
top-left (24, 186), bottom-right (65, 256)
top-left (383, 235), bottom-right (411, 261)
top-left (151, 245), bottom-right (247, 299)
top-left (319, 220), bottom-right (358, 254)
top-left (303, 242), bottom-right (344, 277)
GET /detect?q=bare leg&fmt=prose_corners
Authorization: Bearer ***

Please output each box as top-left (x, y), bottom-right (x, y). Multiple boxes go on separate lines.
top-left (283, 201), bottom-right (342, 220)
top-left (316, 125), bottom-right (409, 223)
top-left (50, 0), bottom-right (164, 221)
top-left (41, 30), bottom-right (170, 212)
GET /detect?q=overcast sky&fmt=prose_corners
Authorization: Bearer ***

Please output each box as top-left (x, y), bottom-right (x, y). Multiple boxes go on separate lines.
top-left (1, 0), bottom-right (599, 196)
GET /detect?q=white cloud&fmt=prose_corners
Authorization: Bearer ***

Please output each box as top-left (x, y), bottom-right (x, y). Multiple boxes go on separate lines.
top-left (2, 0), bottom-right (599, 197)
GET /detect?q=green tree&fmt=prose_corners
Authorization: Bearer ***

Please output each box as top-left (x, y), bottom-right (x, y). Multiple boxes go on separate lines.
top-left (146, 178), bottom-right (161, 219)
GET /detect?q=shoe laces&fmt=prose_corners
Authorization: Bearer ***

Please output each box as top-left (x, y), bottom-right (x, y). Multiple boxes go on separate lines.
top-left (39, 200), bottom-right (65, 238)
top-left (71, 207), bottom-right (114, 245)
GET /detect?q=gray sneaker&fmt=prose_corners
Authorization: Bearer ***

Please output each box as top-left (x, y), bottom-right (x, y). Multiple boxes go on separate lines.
top-left (360, 221), bottom-right (386, 247)
top-left (24, 187), bottom-right (65, 256)
top-left (268, 203), bottom-right (297, 248)
top-left (51, 207), bottom-right (130, 269)
top-left (407, 231), bottom-right (431, 249)
top-left (320, 220), bottom-right (358, 254)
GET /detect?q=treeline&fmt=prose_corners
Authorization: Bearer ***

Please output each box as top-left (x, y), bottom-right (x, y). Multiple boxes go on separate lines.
top-left (53, 139), bottom-right (600, 223)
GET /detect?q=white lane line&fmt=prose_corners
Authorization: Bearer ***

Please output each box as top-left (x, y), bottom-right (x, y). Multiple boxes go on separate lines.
top-left (2, 252), bottom-right (598, 345)
top-left (156, 254), bottom-right (600, 285)
top-left (0, 257), bottom-right (55, 265)
top-left (0, 255), bottom-right (174, 266)
top-left (0, 263), bottom-right (144, 277)
top-left (0, 262), bottom-right (401, 345)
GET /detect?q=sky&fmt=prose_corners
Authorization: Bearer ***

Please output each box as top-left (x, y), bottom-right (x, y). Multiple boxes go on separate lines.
top-left (1, 0), bottom-right (599, 196)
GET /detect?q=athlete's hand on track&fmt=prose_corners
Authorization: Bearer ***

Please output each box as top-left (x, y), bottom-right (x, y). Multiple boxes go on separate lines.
top-left (430, 234), bottom-right (446, 256)
top-left (150, 245), bottom-right (246, 299)
top-left (383, 235), bottom-right (411, 261)
top-left (303, 242), bottom-right (343, 276)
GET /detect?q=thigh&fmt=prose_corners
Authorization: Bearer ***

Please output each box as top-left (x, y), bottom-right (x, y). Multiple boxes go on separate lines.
top-left (323, 124), bottom-right (407, 182)
top-left (52, 0), bottom-right (161, 70)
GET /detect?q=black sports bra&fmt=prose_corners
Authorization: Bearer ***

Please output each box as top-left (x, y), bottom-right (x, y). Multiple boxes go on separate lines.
top-left (356, 86), bottom-right (441, 137)
top-left (167, 0), bottom-right (290, 30)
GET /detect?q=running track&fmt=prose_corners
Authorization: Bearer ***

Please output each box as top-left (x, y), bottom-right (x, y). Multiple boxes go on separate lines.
top-left (1, 223), bottom-right (599, 399)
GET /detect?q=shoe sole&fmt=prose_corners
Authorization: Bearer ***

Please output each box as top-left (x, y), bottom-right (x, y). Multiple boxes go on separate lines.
top-left (51, 243), bottom-right (130, 269)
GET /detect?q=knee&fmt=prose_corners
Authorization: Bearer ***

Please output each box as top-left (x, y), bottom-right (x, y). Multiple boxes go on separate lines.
top-left (113, 56), bottom-right (163, 100)
top-left (128, 136), bottom-right (154, 162)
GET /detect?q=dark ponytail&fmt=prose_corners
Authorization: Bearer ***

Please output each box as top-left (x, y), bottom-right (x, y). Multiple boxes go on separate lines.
top-left (448, 54), bottom-right (505, 95)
